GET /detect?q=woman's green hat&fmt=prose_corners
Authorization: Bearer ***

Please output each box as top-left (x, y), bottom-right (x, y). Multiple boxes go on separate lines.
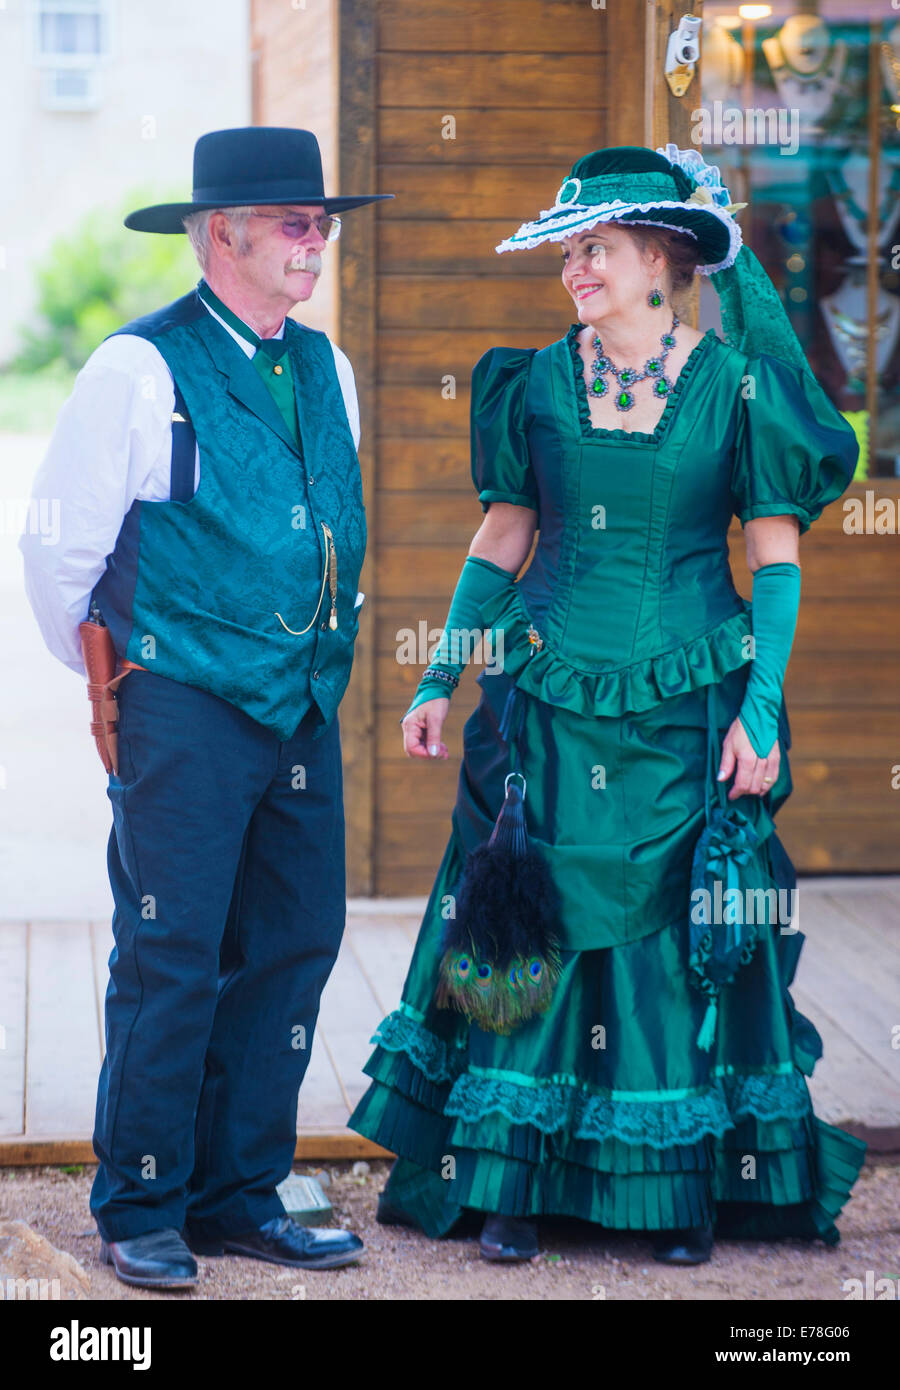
top-left (495, 144), bottom-right (745, 274)
top-left (497, 142), bottom-right (816, 380)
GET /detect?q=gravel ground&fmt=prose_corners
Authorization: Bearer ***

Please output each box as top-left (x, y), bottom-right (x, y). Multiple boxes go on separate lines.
top-left (2, 1159), bottom-right (899, 1302)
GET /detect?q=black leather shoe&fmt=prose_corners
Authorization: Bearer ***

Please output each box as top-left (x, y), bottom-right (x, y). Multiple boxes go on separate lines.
top-left (651, 1222), bottom-right (714, 1265)
top-left (189, 1215), bottom-right (364, 1269)
top-left (99, 1228), bottom-right (198, 1289)
top-left (479, 1214), bottom-right (539, 1262)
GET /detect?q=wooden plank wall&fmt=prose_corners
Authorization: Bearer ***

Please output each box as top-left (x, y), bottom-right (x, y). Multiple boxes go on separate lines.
top-left (371, 0), bottom-right (610, 893)
top-left (731, 495), bottom-right (900, 872)
top-left (254, 0), bottom-right (900, 885)
top-left (369, 0), bottom-right (900, 884)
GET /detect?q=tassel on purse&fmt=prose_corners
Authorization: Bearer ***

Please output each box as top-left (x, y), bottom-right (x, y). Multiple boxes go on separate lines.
top-left (435, 684), bottom-right (563, 1035)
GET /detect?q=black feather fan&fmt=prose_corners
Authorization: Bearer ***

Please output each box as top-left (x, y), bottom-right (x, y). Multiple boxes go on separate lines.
top-left (435, 774), bottom-right (563, 1034)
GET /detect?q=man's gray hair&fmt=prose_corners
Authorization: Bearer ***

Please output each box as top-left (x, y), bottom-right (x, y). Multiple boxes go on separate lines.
top-left (182, 206), bottom-right (255, 271)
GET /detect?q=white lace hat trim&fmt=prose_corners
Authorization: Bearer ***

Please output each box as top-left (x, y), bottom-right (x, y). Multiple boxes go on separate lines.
top-left (494, 198), bottom-right (742, 275)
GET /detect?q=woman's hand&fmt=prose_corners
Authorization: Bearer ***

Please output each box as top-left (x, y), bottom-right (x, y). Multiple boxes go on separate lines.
top-left (401, 697), bottom-right (451, 760)
top-left (718, 716), bottom-right (780, 800)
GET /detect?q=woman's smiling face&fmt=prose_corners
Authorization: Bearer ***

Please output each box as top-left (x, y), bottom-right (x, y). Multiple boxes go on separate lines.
top-left (560, 222), bottom-right (663, 323)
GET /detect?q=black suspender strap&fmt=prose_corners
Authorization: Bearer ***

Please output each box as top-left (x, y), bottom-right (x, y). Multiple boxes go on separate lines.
top-left (170, 381), bottom-right (196, 502)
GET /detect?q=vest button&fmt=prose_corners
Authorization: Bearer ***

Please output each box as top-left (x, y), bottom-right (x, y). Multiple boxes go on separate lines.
top-left (312, 670), bottom-right (320, 680)
top-left (320, 622), bottom-right (328, 631)
top-left (273, 364), bottom-right (284, 375)
top-left (308, 476), bottom-right (315, 485)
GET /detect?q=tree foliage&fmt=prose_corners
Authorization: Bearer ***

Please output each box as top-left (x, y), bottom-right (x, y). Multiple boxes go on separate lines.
top-left (14, 188), bottom-right (198, 370)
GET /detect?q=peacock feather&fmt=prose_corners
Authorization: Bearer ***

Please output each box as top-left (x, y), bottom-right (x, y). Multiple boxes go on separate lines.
top-left (434, 773), bottom-right (563, 1034)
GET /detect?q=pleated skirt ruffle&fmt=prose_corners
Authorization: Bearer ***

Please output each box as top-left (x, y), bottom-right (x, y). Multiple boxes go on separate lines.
top-left (352, 1050), bottom-right (865, 1243)
top-left (348, 844), bottom-right (866, 1243)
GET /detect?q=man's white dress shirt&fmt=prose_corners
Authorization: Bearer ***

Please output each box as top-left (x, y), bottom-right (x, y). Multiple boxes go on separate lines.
top-left (19, 298), bottom-right (361, 675)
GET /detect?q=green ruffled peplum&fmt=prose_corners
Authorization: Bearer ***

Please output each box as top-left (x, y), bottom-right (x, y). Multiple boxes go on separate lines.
top-left (478, 583), bottom-right (754, 719)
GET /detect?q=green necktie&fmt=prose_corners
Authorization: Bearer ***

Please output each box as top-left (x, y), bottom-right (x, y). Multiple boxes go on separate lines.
top-left (197, 280), bottom-right (300, 445)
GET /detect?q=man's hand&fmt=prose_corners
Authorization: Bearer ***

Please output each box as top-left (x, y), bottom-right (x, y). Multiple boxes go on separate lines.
top-left (401, 697), bottom-right (450, 760)
top-left (718, 716), bottom-right (780, 800)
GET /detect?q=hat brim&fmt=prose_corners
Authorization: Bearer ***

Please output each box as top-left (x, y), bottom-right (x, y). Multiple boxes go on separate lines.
top-left (125, 193), bottom-right (394, 233)
top-left (495, 200), bottom-right (740, 274)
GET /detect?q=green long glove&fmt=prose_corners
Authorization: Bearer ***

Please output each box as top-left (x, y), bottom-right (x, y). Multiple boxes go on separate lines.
top-left (737, 561), bottom-right (802, 759)
top-left (402, 555), bottom-right (517, 722)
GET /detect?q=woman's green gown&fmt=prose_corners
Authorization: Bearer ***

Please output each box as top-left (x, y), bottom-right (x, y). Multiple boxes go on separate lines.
top-left (348, 324), bottom-right (867, 1241)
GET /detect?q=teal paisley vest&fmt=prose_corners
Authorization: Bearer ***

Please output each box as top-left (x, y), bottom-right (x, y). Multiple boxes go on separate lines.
top-left (93, 287), bottom-right (366, 740)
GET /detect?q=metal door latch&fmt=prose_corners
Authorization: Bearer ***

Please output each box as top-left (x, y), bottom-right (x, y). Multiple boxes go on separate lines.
top-left (665, 13), bottom-right (702, 98)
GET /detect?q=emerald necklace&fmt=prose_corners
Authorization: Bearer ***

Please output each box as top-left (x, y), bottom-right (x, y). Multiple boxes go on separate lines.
top-left (589, 314), bottom-right (679, 412)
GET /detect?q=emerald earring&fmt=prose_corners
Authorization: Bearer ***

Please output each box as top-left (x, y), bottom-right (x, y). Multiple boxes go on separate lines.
top-left (648, 284), bottom-right (665, 308)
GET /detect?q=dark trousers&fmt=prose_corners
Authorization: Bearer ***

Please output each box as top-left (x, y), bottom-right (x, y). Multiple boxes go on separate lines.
top-left (90, 670), bottom-right (346, 1243)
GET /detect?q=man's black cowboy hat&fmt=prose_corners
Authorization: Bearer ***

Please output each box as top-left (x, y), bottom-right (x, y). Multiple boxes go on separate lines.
top-left (125, 126), bottom-right (393, 234)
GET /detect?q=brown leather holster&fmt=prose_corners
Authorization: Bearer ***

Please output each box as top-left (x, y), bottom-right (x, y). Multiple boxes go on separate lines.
top-left (79, 621), bottom-right (147, 775)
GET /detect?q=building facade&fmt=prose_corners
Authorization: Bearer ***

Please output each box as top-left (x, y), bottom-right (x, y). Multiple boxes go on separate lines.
top-left (0, 0), bottom-right (251, 362)
top-left (253, 0), bottom-right (898, 892)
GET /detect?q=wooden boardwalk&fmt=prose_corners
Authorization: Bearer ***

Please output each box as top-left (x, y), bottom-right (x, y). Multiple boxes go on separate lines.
top-left (1, 880), bottom-right (899, 1164)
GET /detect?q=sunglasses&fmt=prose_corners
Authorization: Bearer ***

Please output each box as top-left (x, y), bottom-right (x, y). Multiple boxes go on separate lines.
top-left (248, 211), bottom-right (342, 242)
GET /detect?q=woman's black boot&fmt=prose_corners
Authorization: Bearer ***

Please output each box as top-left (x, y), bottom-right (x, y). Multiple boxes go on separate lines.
top-left (479, 1213), bottom-right (539, 1262)
top-left (651, 1221), bottom-right (714, 1265)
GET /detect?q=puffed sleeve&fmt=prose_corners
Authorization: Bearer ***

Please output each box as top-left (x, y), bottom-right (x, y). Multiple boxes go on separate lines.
top-left (470, 346), bottom-right (540, 516)
top-left (731, 354), bottom-right (859, 536)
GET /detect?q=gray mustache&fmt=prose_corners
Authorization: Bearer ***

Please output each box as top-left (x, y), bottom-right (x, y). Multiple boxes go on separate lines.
top-left (288, 247), bottom-right (322, 274)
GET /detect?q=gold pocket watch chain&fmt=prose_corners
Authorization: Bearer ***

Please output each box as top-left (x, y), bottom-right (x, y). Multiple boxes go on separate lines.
top-left (274, 521), bottom-right (338, 635)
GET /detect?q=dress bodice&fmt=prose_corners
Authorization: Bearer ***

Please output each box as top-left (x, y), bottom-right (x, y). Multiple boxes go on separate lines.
top-left (471, 326), bottom-right (859, 718)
